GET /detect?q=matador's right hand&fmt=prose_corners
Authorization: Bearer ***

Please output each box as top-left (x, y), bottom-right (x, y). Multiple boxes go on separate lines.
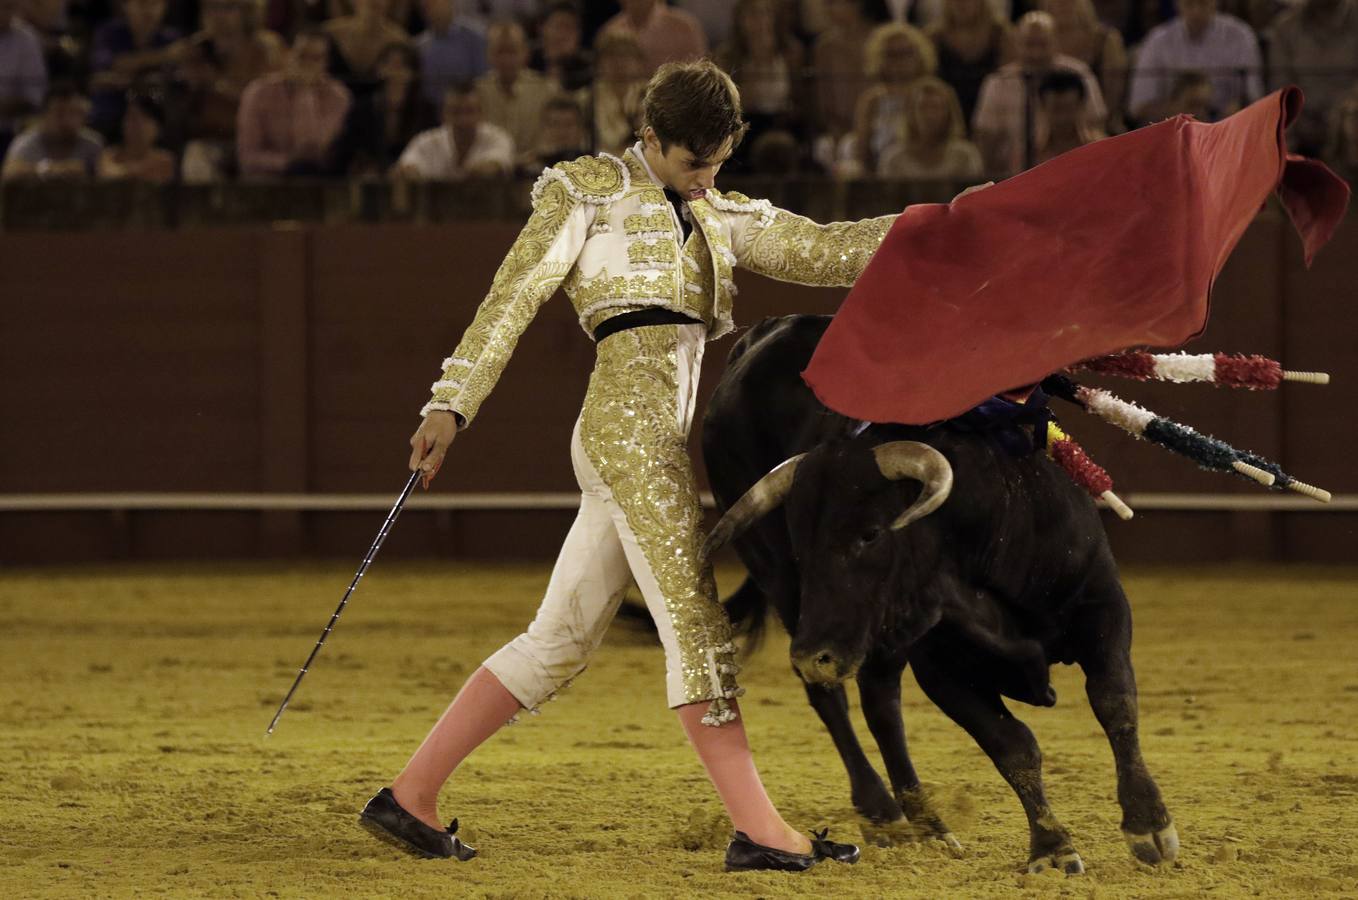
top-left (409, 411), bottom-right (458, 488)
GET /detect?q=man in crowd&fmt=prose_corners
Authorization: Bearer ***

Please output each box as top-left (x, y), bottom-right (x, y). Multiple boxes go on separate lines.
top-left (236, 29), bottom-right (352, 176)
top-left (523, 93), bottom-right (588, 171)
top-left (415, 0), bottom-right (487, 107)
top-left (0, 0), bottom-right (47, 159)
top-left (972, 11), bottom-right (1105, 177)
top-left (1266, 0), bottom-right (1358, 154)
top-left (88, 0), bottom-right (180, 137)
top-left (1128, 0), bottom-right (1262, 123)
top-left (599, 0), bottom-right (707, 75)
top-left (475, 20), bottom-right (554, 169)
top-left (396, 81), bottom-right (512, 179)
top-left (2, 83), bottom-right (102, 180)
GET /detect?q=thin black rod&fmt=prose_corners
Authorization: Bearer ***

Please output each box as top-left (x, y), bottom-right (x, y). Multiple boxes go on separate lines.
top-left (266, 469), bottom-right (422, 735)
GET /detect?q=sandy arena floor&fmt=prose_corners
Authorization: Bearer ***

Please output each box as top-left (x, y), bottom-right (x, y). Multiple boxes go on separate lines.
top-left (1, 562), bottom-right (1356, 899)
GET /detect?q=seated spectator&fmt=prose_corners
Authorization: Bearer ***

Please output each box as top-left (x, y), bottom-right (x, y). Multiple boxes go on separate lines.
top-left (813, 0), bottom-right (875, 141)
top-left (415, 0), bottom-right (487, 107)
top-left (2, 83), bottom-right (103, 180)
top-left (1031, 68), bottom-right (1105, 166)
top-left (396, 82), bottom-right (513, 179)
top-left (1127, 0), bottom-right (1262, 124)
top-left (237, 28), bottom-right (352, 176)
top-left (168, 0), bottom-right (285, 182)
top-left (0, 0), bottom-right (46, 159)
top-left (1266, 0), bottom-right (1358, 156)
top-left (336, 41), bottom-right (434, 175)
top-left (972, 12), bottom-right (1105, 177)
top-left (1041, 0), bottom-right (1126, 133)
top-left (89, 0), bottom-right (181, 137)
top-left (1322, 88), bottom-right (1358, 183)
top-left (96, 90), bottom-right (176, 181)
top-left (853, 23), bottom-right (938, 175)
top-left (1162, 69), bottom-right (1214, 119)
top-left (599, 0), bottom-right (707, 75)
top-left (325, 0), bottom-right (410, 89)
top-left (928, 0), bottom-right (1013, 128)
top-left (580, 30), bottom-right (646, 156)
top-left (715, 0), bottom-right (807, 172)
top-left (525, 93), bottom-right (589, 170)
top-left (532, 2), bottom-right (592, 93)
top-left (879, 76), bottom-right (984, 179)
top-left (476, 20), bottom-right (555, 168)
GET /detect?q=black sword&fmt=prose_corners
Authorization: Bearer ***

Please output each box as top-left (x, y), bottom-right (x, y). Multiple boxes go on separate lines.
top-left (266, 469), bottom-right (422, 735)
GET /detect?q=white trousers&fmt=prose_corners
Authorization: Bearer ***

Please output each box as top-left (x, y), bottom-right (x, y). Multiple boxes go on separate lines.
top-left (483, 323), bottom-right (741, 717)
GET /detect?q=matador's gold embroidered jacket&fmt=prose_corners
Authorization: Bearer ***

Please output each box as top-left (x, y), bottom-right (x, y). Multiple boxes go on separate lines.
top-left (422, 144), bottom-right (897, 424)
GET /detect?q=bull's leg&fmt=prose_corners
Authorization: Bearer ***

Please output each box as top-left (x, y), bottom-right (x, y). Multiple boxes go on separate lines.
top-left (802, 681), bottom-right (903, 825)
top-left (856, 664), bottom-right (962, 851)
top-left (1075, 592), bottom-right (1177, 866)
top-left (911, 647), bottom-right (1084, 875)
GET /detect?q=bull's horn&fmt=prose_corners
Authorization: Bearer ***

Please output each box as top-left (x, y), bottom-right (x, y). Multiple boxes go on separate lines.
top-left (702, 454), bottom-right (806, 561)
top-left (873, 441), bottom-right (954, 531)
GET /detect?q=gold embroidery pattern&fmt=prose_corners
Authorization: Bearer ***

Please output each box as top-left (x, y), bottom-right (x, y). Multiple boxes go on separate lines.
top-left (580, 326), bottom-right (741, 709)
top-left (628, 239), bottom-right (678, 268)
top-left (742, 209), bottom-right (896, 288)
top-left (624, 212), bottom-right (672, 235)
top-left (686, 200), bottom-right (734, 338)
top-left (423, 179), bottom-right (579, 423)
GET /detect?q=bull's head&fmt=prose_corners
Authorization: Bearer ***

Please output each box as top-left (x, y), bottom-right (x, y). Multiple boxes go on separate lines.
top-left (703, 440), bottom-right (953, 685)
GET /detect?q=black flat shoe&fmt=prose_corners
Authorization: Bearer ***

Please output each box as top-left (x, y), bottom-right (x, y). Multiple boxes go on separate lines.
top-left (358, 787), bottom-right (477, 861)
top-left (724, 829), bottom-right (861, 872)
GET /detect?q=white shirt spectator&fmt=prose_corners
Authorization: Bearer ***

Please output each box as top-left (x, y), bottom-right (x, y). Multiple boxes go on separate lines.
top-left (1128, 13), bottom-right (1263, 121)
top-left (397, 121), bottom-right (514, 179)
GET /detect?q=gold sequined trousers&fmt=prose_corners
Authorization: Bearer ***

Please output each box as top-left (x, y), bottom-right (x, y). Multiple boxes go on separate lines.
top-left (483, 323), bottom-right (742, 725)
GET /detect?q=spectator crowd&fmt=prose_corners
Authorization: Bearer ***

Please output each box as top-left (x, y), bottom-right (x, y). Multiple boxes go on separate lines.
top-left (1, 0), bottom-right (1356, 186)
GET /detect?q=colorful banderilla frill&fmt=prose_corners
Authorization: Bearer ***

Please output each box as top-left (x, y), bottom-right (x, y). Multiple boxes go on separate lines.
top-left (1045, 422), bottom-right (1134, 520)
top-left (1075, 351), bottom-right (1330, 390)
top-left (1041, 370), bottom-right (1333, 504)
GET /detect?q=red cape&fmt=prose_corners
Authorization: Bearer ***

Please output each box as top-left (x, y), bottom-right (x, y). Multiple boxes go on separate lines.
top-left (801, 88), bottom-right (1351, 425)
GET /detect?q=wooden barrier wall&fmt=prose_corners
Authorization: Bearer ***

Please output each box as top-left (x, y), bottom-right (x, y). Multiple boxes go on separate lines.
top-left (1, 211), bottom-right (1355, 563)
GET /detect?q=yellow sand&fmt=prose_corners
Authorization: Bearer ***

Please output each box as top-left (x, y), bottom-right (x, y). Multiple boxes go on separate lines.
top-left (1, 562), bottom-right (1356, 899)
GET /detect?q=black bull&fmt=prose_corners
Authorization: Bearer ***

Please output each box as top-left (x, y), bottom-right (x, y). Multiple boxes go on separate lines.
top-left (700, 315), bottom-right (1177, 874)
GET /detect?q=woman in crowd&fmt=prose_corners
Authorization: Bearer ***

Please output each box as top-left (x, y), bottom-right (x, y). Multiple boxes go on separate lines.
top-left (1040, 0), bottom-right (1126, 133)
top-left (852, 22), bottom-right (937, 176)
top-left (96, 89), bottom-right (176, 182)
top-left (168, 0), bottom-right (285, 182)
top-left (336, 40), bottom-right (434, 174)
top-left (714, 0), bottom-right (806, 172)
top-left (928, 0), bottom-right (1013, 127)
top-left (879, 75), bottom-right (983, 179)
top-left (324, 0), bottom-right (410, 90)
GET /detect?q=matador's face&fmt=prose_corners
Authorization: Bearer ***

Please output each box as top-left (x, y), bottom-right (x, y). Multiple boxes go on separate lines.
top-left (641, 127), bottom-right (734, 202)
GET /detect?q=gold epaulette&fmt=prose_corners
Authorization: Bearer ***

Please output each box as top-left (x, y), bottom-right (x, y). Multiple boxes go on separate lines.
top-left (531, 152), bottom-right (630, 207)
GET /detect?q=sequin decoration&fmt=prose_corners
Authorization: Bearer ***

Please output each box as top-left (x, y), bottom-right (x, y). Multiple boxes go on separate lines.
top-left (422, 178), bottom-right (588, 423)
top-left (728, 201), bottom-right (897, 288)
top-left (580, 326), bottom-right (742, 714)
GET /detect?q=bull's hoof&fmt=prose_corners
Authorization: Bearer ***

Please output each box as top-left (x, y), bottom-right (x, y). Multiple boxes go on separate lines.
top-left (1027, 850), bottom-right (1085, 875)
top-left (1123, 822), bottom-right (1180, 866)
top-left (895, 788), bottom-right (962, 854)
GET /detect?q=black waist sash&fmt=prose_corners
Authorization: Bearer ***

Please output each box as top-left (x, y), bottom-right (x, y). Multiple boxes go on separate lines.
top-left (593, 308), bottom-right (703, 342)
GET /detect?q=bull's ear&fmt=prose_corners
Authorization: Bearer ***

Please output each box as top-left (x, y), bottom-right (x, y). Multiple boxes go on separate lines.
top-left (872, 442), bottom-right (953, 531)
top-left (702, 454), bottom-right (807, 561)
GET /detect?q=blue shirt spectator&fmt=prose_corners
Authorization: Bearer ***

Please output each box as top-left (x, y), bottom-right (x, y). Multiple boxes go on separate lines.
top-left (415, 0), bottom-right (488, 106)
